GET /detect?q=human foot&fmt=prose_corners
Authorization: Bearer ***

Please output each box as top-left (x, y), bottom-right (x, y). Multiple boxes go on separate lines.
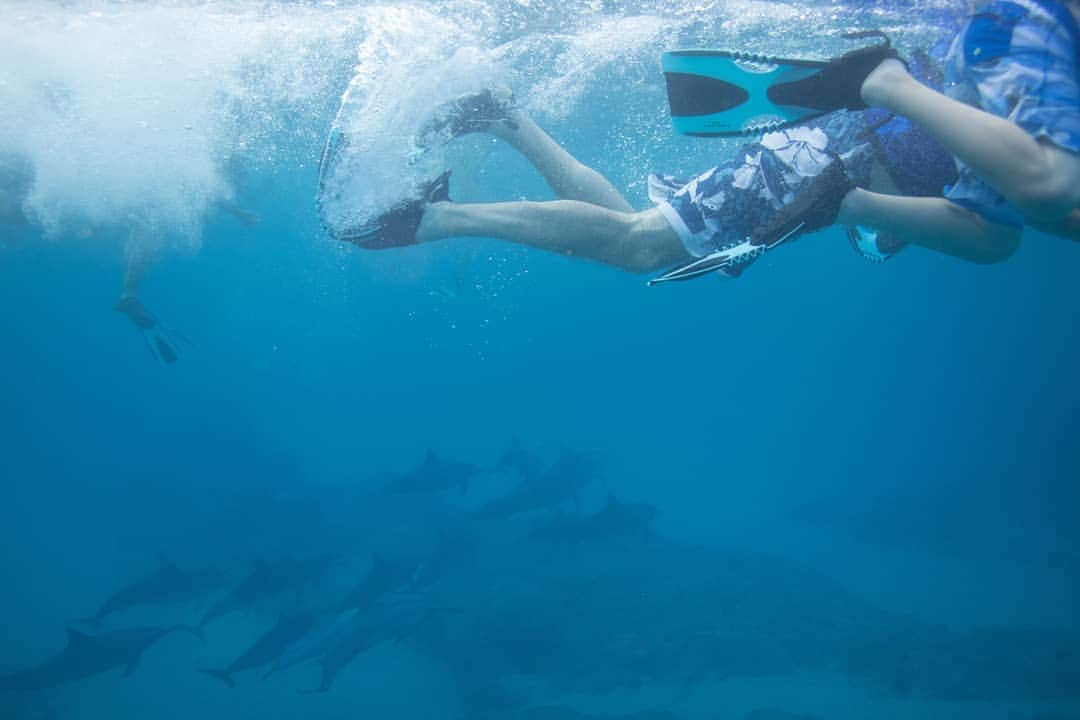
top-left (860, 57), bottom-right (911, 109)
top-left (346, 171), bottom-right (452, 249)
top-left (417, 88), bottom-right (518, 147)
top-left (115, 295), bottom-right (157, 330)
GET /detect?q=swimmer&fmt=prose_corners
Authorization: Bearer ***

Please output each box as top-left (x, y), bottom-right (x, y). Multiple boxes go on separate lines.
top-left (837, 0), bottom-right (1080, 244)
top-left (114, 222), bottom-right (190, 365)
top-left (326, 71), bottom-right (1012, 282)
top-left (114, 199), bottom-right (257, 364)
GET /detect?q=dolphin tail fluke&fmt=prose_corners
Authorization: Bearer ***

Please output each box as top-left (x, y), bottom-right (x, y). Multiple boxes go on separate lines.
top-left (200, 669), bottom-right (235, 689)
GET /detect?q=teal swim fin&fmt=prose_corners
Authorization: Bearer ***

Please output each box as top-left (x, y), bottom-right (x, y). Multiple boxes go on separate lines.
top-left (663, 32), bottom-right (898, 137)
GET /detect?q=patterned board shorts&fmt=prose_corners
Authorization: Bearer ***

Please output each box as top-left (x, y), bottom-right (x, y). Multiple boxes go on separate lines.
top-left (944, 0), bottom-right (1080, 226)
top-left (651, 113), bottom-right (875, 258)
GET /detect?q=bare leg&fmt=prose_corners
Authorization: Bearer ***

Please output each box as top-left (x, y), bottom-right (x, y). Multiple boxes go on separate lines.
top-left (121, 225), bottom-right (159, 299)
top-left (416, 105), bottom-right (685, 272)
top-left (488, 110), bottom-right (634, 212)
top-left (862, 60), bottom-right (1080, 228)
top-left (839, 188), bottom-right (1020, 264)
top-left (116, 224), bottom-right (184, 364)
top-left (418, 200), bottom-right (686, 273)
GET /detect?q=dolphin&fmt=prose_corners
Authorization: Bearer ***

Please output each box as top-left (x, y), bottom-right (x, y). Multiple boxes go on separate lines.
top-left (79, 556), bottom-right (223, 626)
top-left (532, 493), bottom-right (660, 545)
top-left (403, 532), bottom-right (470, 594)
top-left (336, 554), bottom-right (418, 614)
top-left (494, 437), bottom-right (545, 482)
top-left (198, 553), bottom-right (335, 629)
top-left (261, 608), bottom-right (359, 681)
top-left (299, 612), bottom-right (388, 694)
top-left (198, 559), bottom-right (285, 629)
top-left (478, 448), bottom-right (599, 518)
top-left (201, 609), bottom-right (322, 688)
top-left (0, 625), bottom-right (200, 693)
top-left (380, 449), bottom-right (477, 495)
top-left (300, 600), bottom-right (436, 694)
top-left (265, 539), bottom-right (463, 683)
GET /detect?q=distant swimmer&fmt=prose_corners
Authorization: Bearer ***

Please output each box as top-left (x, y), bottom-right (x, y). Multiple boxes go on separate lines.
top-left (115, 198), bottom-right (257, 364)
top-left (115, 222), bottom-right (190, 365)
top-left (315, 33), bottom-right (1023, 285)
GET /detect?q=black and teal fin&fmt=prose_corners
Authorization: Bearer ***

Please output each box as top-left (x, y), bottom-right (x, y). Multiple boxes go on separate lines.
top-left (663, 32), bottom-right (898, 137)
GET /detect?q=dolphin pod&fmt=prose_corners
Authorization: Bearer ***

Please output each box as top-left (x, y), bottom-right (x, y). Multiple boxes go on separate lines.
top-left (3, 440), bottom-right (1079, 720)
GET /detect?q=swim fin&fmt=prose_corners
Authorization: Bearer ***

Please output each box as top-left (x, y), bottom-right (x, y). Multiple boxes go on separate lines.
top-left (115, 296), bottom-right (189, 364)
top-left (346, 171), bottom-right (452, 249)
top-left (662, 31), bottom-right (899, 137)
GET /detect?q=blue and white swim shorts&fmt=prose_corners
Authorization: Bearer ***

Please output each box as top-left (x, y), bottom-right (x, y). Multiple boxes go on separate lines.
top-left (651, 114), bottom-right (874, 258)
top-left (944, 0), bottom-right (1080, 226)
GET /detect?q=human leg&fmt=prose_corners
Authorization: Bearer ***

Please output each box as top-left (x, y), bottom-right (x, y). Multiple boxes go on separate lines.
top-left (861, 0), bottom-right (1080, 229)
top-left (423, 90), bottom-right (633, 212)
top-left (862, 60), bottom-right (1080, 227)
top-left (116, 224), bottom-right (184, 364)
top-left (120, 224), bottom-right (159, 299)
top-left (838, 187), bottom-right (1020, 264)
top-left (418, 200), bottom-right (686, 273)
top-left (486, 110), bottom-right (634, 212)
top-left (365, 94), bottom-right (682, 270)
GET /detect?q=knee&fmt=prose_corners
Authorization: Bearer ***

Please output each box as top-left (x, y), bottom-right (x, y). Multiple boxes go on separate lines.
top-left (620, 211), bottom-right (685, 273)
top-left (1010, 151), bottom-right (1080, 223)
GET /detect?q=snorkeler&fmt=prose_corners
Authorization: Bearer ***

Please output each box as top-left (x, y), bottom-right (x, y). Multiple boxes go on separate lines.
top-left (114, 222), bottom-right (190, 365)
top-left (755, 0), bottom-right (1079, 252)
top-left (845, 0), bottom-right (1080, 242)
top-left (322, 73), bottom-right (1003, 282)
top-left (323, 0), bottom-right (1078, 281)
top-left (114, 199), bottom-right (257, 364)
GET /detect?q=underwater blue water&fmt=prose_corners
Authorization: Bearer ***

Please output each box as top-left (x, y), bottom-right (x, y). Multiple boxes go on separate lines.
top-left (1, 2), bottom-right (1078, 719)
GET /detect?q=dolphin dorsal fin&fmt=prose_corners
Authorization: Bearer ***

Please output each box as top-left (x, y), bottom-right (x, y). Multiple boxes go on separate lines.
top-left (425, 448), bottom-right (438, 464)
top-left (606, 492), bottom-right (618, 508)
top-left (66, 627), bottom-right (94, 647)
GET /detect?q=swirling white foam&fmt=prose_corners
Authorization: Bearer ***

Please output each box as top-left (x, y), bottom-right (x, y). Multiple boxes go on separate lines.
top-left (0, 0), bottom-right (965, 253)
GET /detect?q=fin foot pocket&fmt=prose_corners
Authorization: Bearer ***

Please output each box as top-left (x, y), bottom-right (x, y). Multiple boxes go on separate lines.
top-left (345, 171), bottom-right (452, 250)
